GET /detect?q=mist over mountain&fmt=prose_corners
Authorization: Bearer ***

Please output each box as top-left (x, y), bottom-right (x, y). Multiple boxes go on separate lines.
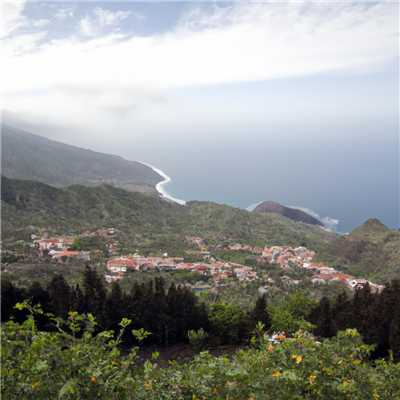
top-left (1, 125), bottom-right (162, 195)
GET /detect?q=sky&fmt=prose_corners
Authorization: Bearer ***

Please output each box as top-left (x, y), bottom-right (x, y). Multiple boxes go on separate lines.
top-left (2, 1), bottom-right (399, 233)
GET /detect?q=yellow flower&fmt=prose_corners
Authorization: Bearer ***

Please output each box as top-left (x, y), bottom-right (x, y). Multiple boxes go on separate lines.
top-left (296, 356), bottom-right (302, 364)
top-left (193, 395), bottom-right (196, 399)
top-left (272, 370), bottom-right (281, 377)
top-left (309, 375), bottom-right (316, 382)
top-left (354, 360), bottom-right (360, 365)
top-left (344, 382), bottom-right (349, 387)
top-left (91, 376), bottom-right (96, 382)
top-left (78, 370), bottom-right (81, 373)
top-left (72, 358), bottom-right (75, 362)
top-left (292, 355), bottom-right (296, 359)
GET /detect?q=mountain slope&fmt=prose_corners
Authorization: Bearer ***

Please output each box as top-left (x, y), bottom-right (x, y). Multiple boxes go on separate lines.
top-left (313, 219), bottom-right (400, 283)
top-left (252, 201), bottom-right (324, 227)
top-left (1, 176), bottom-right (339, 249)
top-left (1, 124), bottom-right (162, 194)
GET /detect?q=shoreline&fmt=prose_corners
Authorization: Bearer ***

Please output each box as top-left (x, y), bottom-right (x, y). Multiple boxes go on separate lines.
top-left (138, 161), bottom-right (186, 205)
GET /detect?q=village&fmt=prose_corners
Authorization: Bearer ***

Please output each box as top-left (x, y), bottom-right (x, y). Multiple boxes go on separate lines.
top-left (12, 230), bottom-right (385, 294)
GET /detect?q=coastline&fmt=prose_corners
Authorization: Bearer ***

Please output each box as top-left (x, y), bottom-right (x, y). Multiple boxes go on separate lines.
top-left (138, 161), bottom-right (186, 205)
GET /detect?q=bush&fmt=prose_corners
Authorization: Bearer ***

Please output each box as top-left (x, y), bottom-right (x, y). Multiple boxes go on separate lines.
top-left (188, 328), bottom-right (209, 352)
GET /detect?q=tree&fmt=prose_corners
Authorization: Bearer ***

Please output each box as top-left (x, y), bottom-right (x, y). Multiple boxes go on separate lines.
top-left (246, 294), bottom-right (271, 339)
top-left (70, 283), bottom-right (85, 315)
top-left (209, 303), bottom-right (246, 345)
top-left (47, 274), bottom-right (71, 320)
top-left (106, 281), bottom-right (125, 333)
top-left (82, 265), bottom-right (107, 329)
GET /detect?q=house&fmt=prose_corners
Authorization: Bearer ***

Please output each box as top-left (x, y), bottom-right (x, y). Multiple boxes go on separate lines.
top-left (107, 265), bottom-right (127, 273)
top-left (311, 275), bottom-right (326, 284)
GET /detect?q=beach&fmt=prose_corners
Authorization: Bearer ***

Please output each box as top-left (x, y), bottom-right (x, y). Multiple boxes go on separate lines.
top-left (138, 161), bottom-right (186, 206)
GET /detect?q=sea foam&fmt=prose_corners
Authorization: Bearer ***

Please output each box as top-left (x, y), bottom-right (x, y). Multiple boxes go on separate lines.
top-left (138, 161), bottom-right (186, 205)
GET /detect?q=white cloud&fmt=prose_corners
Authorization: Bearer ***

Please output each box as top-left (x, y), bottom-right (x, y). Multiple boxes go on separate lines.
top-left (79, 15), bottom-right (97, 37)
top-left (78, 8), bottom-right (131, 36)
top-left (33, 19), bottom-right (50, 27)
top-left (54, 5), bottom-right (75, 20)
top-left (2, 2), bottom-right (398, 130)
top-left (2, 2), bottom-right (28, 38)
top-left (93, 7), bottom-right (131, 26)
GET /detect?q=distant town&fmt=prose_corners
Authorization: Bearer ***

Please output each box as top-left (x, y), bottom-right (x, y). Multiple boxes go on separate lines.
top-left (9, 228), bottom-right (384, 294)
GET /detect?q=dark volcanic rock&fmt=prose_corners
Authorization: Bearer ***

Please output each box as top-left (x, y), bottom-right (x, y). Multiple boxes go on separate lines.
top-left (252, 201), bottom-right (324, 227)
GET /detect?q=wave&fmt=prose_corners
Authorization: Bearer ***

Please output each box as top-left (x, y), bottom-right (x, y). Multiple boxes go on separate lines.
top-left (137, 161), bottom-right (186, 205)
top-left (246, 201), bottom-right (339, 231)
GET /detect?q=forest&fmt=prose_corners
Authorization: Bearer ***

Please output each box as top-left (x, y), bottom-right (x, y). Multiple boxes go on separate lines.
top-left (2, 266), bottom-right (400, 398)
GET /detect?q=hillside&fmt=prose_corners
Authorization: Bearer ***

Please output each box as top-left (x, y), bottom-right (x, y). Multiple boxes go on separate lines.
top-left (313, 218), bottom-right (400, 283)
top-left (1, 124), bottom-right (162, 194)
top-left (252, 200), bottom-right (324, 226)
top-left (1, 176), bottom-right (339, 249)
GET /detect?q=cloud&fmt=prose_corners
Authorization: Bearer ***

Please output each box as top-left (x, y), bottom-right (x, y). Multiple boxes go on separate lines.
top-left (2, 2), bottom-right (28, 38)
top-left (287, 206), bottom-right (340, 231)
top-left (32, 19), bottom-right (49, 27)
top-left (54, 5), bottom-right (75, 20)
top-left (93, 7), bottom-right (131, 26)
top-left (79, 15), bottom-right (97, 37)
top-left (79, 7), bottom-right (132, 37)
top-left (2, 2), bottom-right (398, 130)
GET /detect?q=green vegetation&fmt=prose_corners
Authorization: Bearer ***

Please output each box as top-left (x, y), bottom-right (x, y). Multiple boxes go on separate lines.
top-left (314, 219), bottom-right (400, 283)
top-left (1, 124), bottom-right (161, 194)
top-left (2, 300), bottom-right (400, 399)
top-left (1, 176), bottom-right (339, 252)
top-left (72, 236), bottom-right (109, 252)
top-left (2, 263), bottom-right (400, 398)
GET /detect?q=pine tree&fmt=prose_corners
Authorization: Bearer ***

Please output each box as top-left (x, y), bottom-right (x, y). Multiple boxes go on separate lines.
top-left (106, 281), bottom-right (124, 333)
top-left (367, 281), bottom-right (396, 357)
top-left (70, 283), bottom-right (85, 314)
top-left (246, 294), bottom-right (271, 339)
top-left (330, 290), bottom-right (351, 333)
top-left (47, 274), bottom-right (71, 320)
top-left (389, 303), bottom-right (400, 363)
top-left (0, 280), bottom-right (21, 322)
top-left (28, 281), bottom-right (51, 330)
top-left (311, 296), bottom-right (335, 339)
top-left (82, 265), bottom-right (107, 329)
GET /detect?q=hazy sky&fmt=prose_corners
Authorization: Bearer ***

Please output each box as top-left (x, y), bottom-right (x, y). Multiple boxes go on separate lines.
top-left (2, 1), bottom-right (399, 232)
